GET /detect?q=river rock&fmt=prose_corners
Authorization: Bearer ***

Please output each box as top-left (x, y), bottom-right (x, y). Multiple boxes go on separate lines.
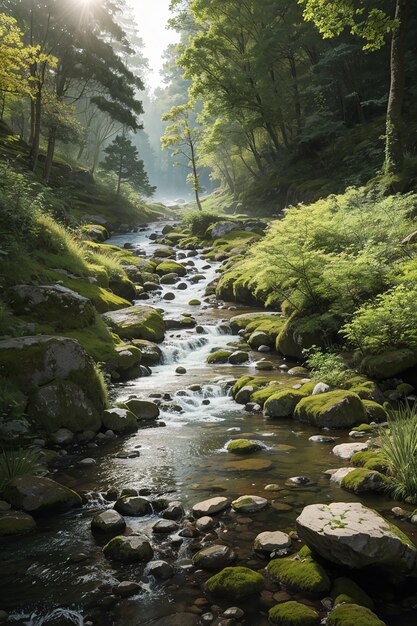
top-left (196, 516), bottom-right (216, 532)
top-left (225, 459), bottom-right (273, 471)
top-left (329, 467), bottom-right (356, 485)
top-left (147, 560), bottom-right (174, 579)
top-left (232, 495), bottom-right (268, 513)
top-left (50, 428), bottom-right (74, 445)
top-left (332, 442), bottom-right (368, 460)
top-left (309, 435), bottom-right (338, 443)
top-left (0, 511), bottom-right (36, 536)
top-left (228, 351), bottom-right (249, 365)
top-left (124, 399), bottom-right (160, 421)
top-left (115, 581), bottom-right (142, 598)
top-left (205, 566), bottom-right (264, 600)
top-left (161, 501), bottom-right (184, 520)
top-left (296, 502), bottom-right (417, 574)
top-left (235, 386), bottom-right (255, 404)
top-left (248, 331), bottom-right (273, 349)
top-left (114, 496), bottom-right (152, 516)
top-left (103, 305), bottom-right (165, 342)
top-left (210, 221), bottom-right (239, 239)
top-left (4, 475), bottom-right (81, 513)
top-left (312, 382), bottom-right (330, 395)
top-left (131, 339), bottom-right (162, 365)
top-left (152, 519), bottom-right (179, 533)
top-left (193, 545), bottom-right (237, 571)
top-left (192, 497), bottom-right (230, 517)
top-left (254, 531), bottom-right (291, 554)
top-left (103, 535), bottom-right (154, 563)
top-left (91, 509), bottom-right (126, 534)
top-left (102, 408), bottom-right (138, 434)
top-left (10, 284), bottom-right (95, 329)
top-left (294, 390), bottom-right (367, 429)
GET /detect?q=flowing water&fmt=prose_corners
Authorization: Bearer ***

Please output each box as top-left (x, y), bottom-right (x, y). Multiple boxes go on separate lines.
top-left (2, 223), bottom-right (417, 625)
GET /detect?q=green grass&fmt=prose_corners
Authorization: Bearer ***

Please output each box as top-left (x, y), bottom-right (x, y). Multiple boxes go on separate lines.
top-left (0, 448), bottom-right (44, 495)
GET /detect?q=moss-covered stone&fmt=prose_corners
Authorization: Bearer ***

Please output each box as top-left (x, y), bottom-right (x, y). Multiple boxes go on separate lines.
top-left (131, 339), bottom-right (162, 365)
top-left (255, 360), bottom-right (274, 370)
top-left (103, 535), bottom-right (154, 563)
top-left (340, 468), bottom-right (390, 494)
top-left (268, 601), bottom-right (320, 626)
top-left (4, 475), bottom-right (82, 513)
top-left (294, 391), bottom-right (367, 429)
top-left (267, 550), bottom-right (330, 596)
top-left (251, 384), bottom-right (284, 407)
top-left (327, 604), bottom-right (386, 626)
top-left (0, 511), bottom-right (36, 536)
top-left (155, 260), bottom-right (186, 277)
top-left (362, 400), bottom-right (389, 422)
top-left (227, 439), bottom-right (262, 455)
top-left (102, 407), bottom-right (138, 434)
top-left (207, 350), bottom-right (233, 364)
top-left (350, 423), bottom-right (374, 433)
top-left (205, 566), bottom-right (264, 600)
top-left (351, 450), bottom-right (389, 473)
top-left (264, 389), bottom-right (307, 418)
top-left (342, 376), bottom-right (382, 401)
top-left (299, 381), bottom-right (316, 395)
top-left (361, 350), bottom-right (417, 380)
top-left (331, 577), bottom-right (374, 610)
top-left (103, 305), bottom-right (165, 342)
top-left (188, 299), bottom-right (201, 306)
top-left (228, 350), bottom-right (249, 364)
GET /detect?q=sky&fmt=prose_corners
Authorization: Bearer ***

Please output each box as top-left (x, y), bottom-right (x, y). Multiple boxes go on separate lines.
top-left (129, 0), bottom-right (180, 92)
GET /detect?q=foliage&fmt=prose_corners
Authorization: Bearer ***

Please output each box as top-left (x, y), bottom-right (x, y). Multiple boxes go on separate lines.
top-left (303, 346), bottom-right (353, 386)
top-left (0, 447), bottom-right (43, 494)
top-left (182, 208), bottom-right (222, 236)
top-left (0, 376), bottom-right (27, 421)
top-left (100, 134), bottom-right (155, 197)
top-left (378, 405), bottom-right (417, 503)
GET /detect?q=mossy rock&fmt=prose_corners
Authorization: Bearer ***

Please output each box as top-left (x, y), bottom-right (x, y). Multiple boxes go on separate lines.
top-left (205, 566), bottom-right (264, 600)
top-left (4, 475), bottom-right (82, 513)
top-left (229, 350), bottom-right (249, 365)
top-left (342, 376), bottom-right (382, 402)
top-left (103, 535), bottom-right (154, 563)
top-left (188, 299), bottom-right (201, 306)
top-left (131, 339), bottom-right (162, 365)
top-left (9, 285), bottom-right (96, 330)
top-left (340, 468), bottom-right (390, 494)
top-left (61, 277), bottom-right (131, 313)
top-left (327, 604), bottom-right (386, 626)
top-left (155, 260), bottom-right (186, 277)
top-left (267, 550), bottom-right (330, 596)
top-left (331, 577), bottom-right (374, 610)
top-left (251, 384), bottom-right (284, 407)
top-left (294, 391), bottom-right (367, 429)
top-left (351, 450), bottom-right (389, 473)
top-left (396, 382), bottom-right (414, 396)
top-left (81, 224), bottom-right (109, 242)
top-left (109, 274), bottom-right (136, 302)
top-left (232, 375), bottom-right (256, 396)
top-left (299, 381), bottom-right (316, 395)
top-left (256, 360), bottom-right (274, 370)
top-left (0, 511), bottom-right (36, 536)
top-left (351, 423), bottom-right (374, 433)
top-left (361, 350), bottom-right (417, 380)
top-left (227, 439), bottom-right (262, 455)
top-left (102, 408), bottom-right (138, 434)
top-left (207, 350), bottom-right (233, 364)
top-left (264, 389), bottom-right (307, 418)
top-left (268, 601), bottom-right (320, 625)
top-left (276, 316), bottom-right (323, 360)
top-left (362, 400), bottom-right (389, 422)
top-left (103, 305), bottom-right (165, 342)
top-left (106, 345), bottom-right (142, 380)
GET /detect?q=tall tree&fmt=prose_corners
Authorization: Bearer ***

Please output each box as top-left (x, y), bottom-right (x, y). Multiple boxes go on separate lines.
top-left (100, 134), bottom-right (155, 197)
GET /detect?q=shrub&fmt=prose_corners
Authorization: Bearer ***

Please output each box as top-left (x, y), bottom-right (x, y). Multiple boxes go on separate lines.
top-left (0, 448), bottom-right (43, 494)
top-left (303, 346), bottom-right (354, 386)
top-left (182, 208), bottom-right (222, 236)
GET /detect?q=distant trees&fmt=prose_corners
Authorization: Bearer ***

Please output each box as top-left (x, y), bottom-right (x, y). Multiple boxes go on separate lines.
top-left (101, 134), bottom-right (155, 197)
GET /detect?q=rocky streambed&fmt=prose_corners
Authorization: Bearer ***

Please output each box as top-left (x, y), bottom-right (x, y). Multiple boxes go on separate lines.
top-left (1, 223), bottom-right (417, 626)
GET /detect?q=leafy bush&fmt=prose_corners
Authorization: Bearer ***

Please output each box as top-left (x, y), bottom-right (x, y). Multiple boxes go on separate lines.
top-left (378, 405), bottom-right (417, 502)
top-left (303, 346), bottom-right (353, 386)
top-left (0, 447), bottom-right (43, 494)
top-left (182, 208), bottom-right (222, 236)
top-left (342, 285), bottom-right (417, 356)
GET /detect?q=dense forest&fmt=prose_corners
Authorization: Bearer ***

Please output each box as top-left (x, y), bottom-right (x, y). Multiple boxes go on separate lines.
top-left (1, 1), bottom-right (417, 626)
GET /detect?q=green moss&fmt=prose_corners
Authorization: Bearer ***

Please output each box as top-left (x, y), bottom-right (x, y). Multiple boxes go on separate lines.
top-left (188, 299), bottom-right (201, 306)
top-left (351, 451), bottom-right (389, 473)
top-left (205, 566), bottom-right (264, 600)
top-left (207, 350), bottom-right (233, 364)
top-left (251, 384), bottom-right (284, 406)
top-left (361, 350), bottom-right (417, 380)
top-left (268, 601), bottom-right (320, 626)
top-left (342, 376), bottom-right (380, 401)
top-left (294, 390), bottom-right (367, 429)
top-left (155, 260), bottom-right (186, 276)
top-left (341, 468), bottom-right (390, 494)
top-left (331, 577), bottom-right (374, 610)
top-left (227, 439), bottom-right (262, 455)
top-left (362, 400), bottom-right (389, 422)
top-left (103, 306), bottom-right (165, 343)
top-left (327, 604), bottom-right (386, 626)
top-left (351, 423), bottom-right (374, 433)
top-left (61, 277), bottom-right (130, 313)
top-left (299, 381), bottom-right (316, 395)
top-left (264, 389), bottom-right (307, 418)
top-left (267, 550), bottom-right (330, 596)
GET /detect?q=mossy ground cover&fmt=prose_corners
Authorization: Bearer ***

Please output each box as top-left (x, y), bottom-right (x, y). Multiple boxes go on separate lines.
top-left (267, 550), bottom-right (330, 596)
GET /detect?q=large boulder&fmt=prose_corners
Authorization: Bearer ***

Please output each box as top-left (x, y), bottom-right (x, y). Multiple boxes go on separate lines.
top-left (0, 336), bottom-right (105, 433)
top-left (131, 339), bottom-right (162, 365)
top-left (123, 399), bottom-right (160, 421)
top-left (294, 391), bottom-right (366, 429)
top-left (155, 260), bottom-right (187, 277)
top-left (209, 221), bottom-right (239, 239)
top-left (9, 285), bottom-right (95, 330)
top-left (264, 389), bottom-right (307, 418)
top-left (91, 509), bottom-right (126, 535)
top-left (4, 475), bottom-right (82, 513)
top-left (103, 305), bottom-right (165, 342)
top-left (103, 535), bottom-right (154, 563)
top-left (296, 502), bottom-right (417, 575)
top-left (361, 350), bottom-right (417, 380)
top-left (102, 408), bottom-right (138, 434)
top-left (0, 511), bottom-right (36, 536)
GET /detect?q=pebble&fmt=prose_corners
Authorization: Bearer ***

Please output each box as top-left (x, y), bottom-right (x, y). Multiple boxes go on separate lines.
top-left (223, 607), bottom-right (244, 619)
top-left (78, 458), bottom-right (96, 466)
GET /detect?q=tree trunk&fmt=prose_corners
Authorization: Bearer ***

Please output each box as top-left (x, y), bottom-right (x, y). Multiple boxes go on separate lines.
top-left (44, 127), bottom-right (56, 183)
top-left (117, 154), bottom-right (123, 196)
top-left (29, 89), bottom-right (42, 172)
top-left (385, 0), bottom-right (408, 175)
top-left (189, 140), bottom-right (202, 211)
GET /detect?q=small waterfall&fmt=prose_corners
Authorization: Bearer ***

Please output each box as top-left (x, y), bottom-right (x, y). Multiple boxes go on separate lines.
top-left (160, 336), bottom-right (209, 364)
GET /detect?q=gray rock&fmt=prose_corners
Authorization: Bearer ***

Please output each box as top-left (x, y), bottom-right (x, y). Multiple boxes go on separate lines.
top-left (231, 495), bottom-right (268, 513)
top-left (115, 581), bottom-right (142, 597)
top-left (0, 511), bottom-right (36, 536)
top-left (50, 428), bottom-right (74, 445)
top-left (161, 501), bottom-right (184, 520)
top-left (332, 442), bottom-right (368, 460)
top-left (103, 535), bottom-right (154, 563)
top-left (114, 496), bottom-right (152, 517)
top-left (196, 516), bottom-right (216, 532)
top-left (91, 509), bottom-right (126, 534)
top-left (329, 467), bottom-right (356, 485)
top-left (253, 531), bottom-right (291, 554)
top-left (4, 475), bottom-right (81, 513)
top-left (102, 408), bottom-right (138, 434)
top-left (192, 497), bottom-right (230, 518)
top-left (124, 399), bottom-right (160, 421)
top-left (223, 607), bottom-right (244, 619)
top-left (296, 502), bottom-right (417, 574)
top-left (147, 560), bottom-right (174, 579)
top-left (312, 382), bottom-right (331, 395)
top-left (193, 544), bottom-right (237, 571)
top-left (248, 331), bottom-right (272, 349)
top-left (309, 435), bottom-right (338, 443)
top-left (152, 519), bottom-right (179, 534)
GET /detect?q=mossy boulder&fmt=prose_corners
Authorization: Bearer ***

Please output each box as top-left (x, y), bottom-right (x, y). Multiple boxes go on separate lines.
top-left (102, 407), bottom-right (138, 434)
top-left (4, 475), bottom-right (82, 513)
top-left (82, 224), bottom-right (109, 242)
top-left (109, 274), bottom-right (136, 302)
top-left (267, 549), bottom-right (330, 596)
top-left (0, 511), bottom-right (36, 536)
top-left (361, 350), bottom-right (417, 380)
top-left (0, 336), bottom-right (106, 433)
top-left (251, 384), bottom-right (284, 407)
top-left (207, 350), bottom-right (233, 364)
top-left (331, 577), bottom-right (374, 610)
top-left (155, 260), bottom-right (187, 277)
top-left (114, 496), bottom-right (152, 516)
top-left (103, 535), bottom-right (154, 563)
top-left (342, 376), bottom-right (382, 402)
top-left (255, 360), bottom-right (274, 370)
top-left (228, 350), bottom-right (249, 364)
top-left (91, 509), bottom-right (126, 535)
top-left (205, 566), bottom-right (264, 600)
top-left (123, 399), bottom-right (160, 421)
top-left (105, 345), bottom-right (142, 380)
top-left (248, 331), bottom-right (273, 348)
top-left (362, 400), bottom-right (389, 422)
top-left (351, 450), bottom-right (388, 473)
top-left (10, 284), bottom-right (96, 330)
top-left (340, 468), bottom-right (390, 494)
top-left (131, 339), bottom-right (162, 365)
top-left (103, 305), bottom-right (165, 342)
top-left (327, 604), bottom-right (386, 626)
top-left (276, 317), bottom-right (323, 360)
top-left (227, 439), bottom-right (262, 455)
top-left (264, 389), bottom-right (307, 418)
top-left (268, 601), bottom-right (320, 625)
top-left (294, 391), bottom-right (367, 429)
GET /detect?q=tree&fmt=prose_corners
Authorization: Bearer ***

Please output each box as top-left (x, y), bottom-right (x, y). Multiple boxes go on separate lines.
top-left (298, 0), bottom-right (409, 175)
top-left (100, 134), bottom-right (155, 197)
top-left (162, 103), bottom-right (203, 210)
top-left (0, 13), bottom-right (33, 97)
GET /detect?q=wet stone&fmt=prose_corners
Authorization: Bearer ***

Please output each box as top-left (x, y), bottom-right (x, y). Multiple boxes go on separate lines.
top-left (153, 519), bottom-right (179, 534)
top-left (196, 516), bottom-right (216, 532)
top-left (115, 581), bottom-right (142, 597)
top-left (192, 497), bottom-right (230, 518)
top-left (147, 560), bottom-right (174, 580)
top-left (91, 509), bottom-right (126, 535)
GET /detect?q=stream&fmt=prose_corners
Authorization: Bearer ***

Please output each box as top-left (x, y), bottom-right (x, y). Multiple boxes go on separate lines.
top-left (1, 222), bottom-right (417, 626)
